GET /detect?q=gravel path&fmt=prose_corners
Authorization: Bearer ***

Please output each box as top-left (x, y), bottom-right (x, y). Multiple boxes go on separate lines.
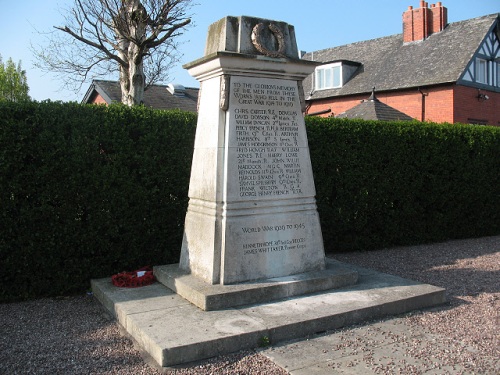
top-left (333, 235), bottom-right (499, 374)
top-left (1, 235), bottom-right (498, 374)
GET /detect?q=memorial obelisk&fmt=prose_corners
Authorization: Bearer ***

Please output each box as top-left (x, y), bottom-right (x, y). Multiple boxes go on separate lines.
top-left (155, 16), bottom-right (358, 310)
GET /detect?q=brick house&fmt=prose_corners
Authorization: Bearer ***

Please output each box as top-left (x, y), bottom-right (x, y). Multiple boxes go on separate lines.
top-left (82, 79), bottom-right (199, 112)
top-left (303, 2), bottom-right (500, 126)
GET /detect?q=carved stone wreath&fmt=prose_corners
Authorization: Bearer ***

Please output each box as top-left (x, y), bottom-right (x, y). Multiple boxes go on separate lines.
top-left (251, 23), bottom-right (286, 58)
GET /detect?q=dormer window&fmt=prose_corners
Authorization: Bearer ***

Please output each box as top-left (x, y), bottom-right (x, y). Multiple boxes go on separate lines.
top-left (313, 60), bottom-right (360, 91)
top-left (315, 63), bottom-right (342, 90)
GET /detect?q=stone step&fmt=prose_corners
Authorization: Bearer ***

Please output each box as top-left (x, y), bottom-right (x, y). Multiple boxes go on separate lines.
top-left (154, 259), bottom-right (358, 311)
top-left (91, 260), bottom-right (446, 368)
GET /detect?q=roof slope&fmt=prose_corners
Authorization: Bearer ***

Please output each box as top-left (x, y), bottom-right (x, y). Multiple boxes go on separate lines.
top-left (82, 80), bottom-right (199, 112)
top-left (303, 14), bottom-right (499, 100)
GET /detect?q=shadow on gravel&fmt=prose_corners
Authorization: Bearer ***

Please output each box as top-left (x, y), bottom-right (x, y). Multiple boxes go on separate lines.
top-left (0, 296), bottom-right (160, 375)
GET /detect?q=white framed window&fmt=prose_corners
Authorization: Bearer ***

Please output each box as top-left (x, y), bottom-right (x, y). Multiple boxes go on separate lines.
top-left (496, 62), bottom-right (500, 87)
top-left (315, 63), bottom-right (342, 90)
top-left (476, 58), bottom-right (488, 84)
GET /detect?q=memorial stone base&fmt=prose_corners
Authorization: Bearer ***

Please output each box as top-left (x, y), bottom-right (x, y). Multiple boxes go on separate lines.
top-left (92, 259), bottom-right (446, 367)
top-left (154, 260), bottom-right (358, 311)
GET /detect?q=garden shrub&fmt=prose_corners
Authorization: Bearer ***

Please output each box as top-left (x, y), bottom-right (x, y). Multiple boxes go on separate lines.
top-left (306, 117), bottom-right (500, 252)
top-left (0, 101), bottom-right (196, 301)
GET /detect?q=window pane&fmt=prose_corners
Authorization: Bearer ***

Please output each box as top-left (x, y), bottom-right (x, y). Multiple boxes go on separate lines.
top-left (325, 68), bottom-right (332, 88)
top-left (333, 66), bottom-right (341, 87)
top-left (316, 69), bottom-right (324, 89)
top-left (497, 62), bottom-right (500, 87)
top-left (476, 59), bottom-right (487, 84)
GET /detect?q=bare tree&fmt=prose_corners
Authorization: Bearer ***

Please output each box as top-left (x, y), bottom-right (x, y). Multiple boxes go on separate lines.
top-left (33, 0), bottom-right (193, 106)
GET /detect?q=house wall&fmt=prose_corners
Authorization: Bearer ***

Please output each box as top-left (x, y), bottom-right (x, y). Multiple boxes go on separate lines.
top-left (91, 93), bottom-right (108, 105)
top-left (414, 85), bottom-right (454, 123)
top-left (306, 84), bottom-right (500, 125)
top-left (454, 85), bottom-right (500, 126)
top-left (306, 85), bottom-right (456, 123)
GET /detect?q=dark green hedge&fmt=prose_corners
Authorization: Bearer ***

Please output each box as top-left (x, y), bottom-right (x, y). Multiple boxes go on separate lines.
top-left (1, 102), bottom-right (499, 301)
top-left (0, 101), bottom-right (196, 301)
top-left (307, 117), bottom-right (500, 252)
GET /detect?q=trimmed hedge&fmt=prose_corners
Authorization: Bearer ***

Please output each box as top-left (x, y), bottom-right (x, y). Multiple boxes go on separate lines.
top-left (307, 117), bottom-right (500, 252)
top-left (1, 102), bottom-right (499, 301)
top-left (0, 101), bottom-right (196, 301)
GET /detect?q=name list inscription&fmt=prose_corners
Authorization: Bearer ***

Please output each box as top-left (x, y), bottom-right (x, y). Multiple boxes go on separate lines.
top-left (231, 78), bottom-right (304, 199)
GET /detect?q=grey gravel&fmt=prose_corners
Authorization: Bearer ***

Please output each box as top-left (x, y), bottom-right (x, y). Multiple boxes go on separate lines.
top-left (333, 235), bottom-right (500, 374)
top-left (1, 235), bottom-right (498, 374)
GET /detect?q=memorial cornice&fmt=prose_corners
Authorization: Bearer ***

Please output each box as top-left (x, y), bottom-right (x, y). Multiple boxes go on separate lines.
top-left (183, 52), bottom-right (319, 82)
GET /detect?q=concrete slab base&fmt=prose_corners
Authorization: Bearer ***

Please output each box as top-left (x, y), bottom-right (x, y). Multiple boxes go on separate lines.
top-left (153, 259), bottom-right (359, 310)
top-left (91, 259), bottom-right (445, 368)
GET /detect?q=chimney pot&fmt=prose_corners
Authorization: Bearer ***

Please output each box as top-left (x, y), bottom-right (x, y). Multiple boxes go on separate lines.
top-left (429, 1), bottom-right (447, 34)
top-left (404, 1), bottom-right (447, 43)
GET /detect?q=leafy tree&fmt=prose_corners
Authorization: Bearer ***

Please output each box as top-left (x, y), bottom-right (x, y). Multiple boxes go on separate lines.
top-left (33, 0), bottom-right (193, 106)
top-left (0, 55), bottom-right (30, 102)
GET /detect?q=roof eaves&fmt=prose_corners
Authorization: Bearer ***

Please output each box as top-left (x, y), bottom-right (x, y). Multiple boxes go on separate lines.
top-left (81, 82), bottom-right (97, 104)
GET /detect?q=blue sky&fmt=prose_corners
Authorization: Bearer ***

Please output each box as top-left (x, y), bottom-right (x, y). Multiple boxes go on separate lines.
top-left (1, 0), bottom-right (498, 102)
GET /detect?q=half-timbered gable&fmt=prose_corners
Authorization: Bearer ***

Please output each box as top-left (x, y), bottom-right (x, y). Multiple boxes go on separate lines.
top-left (460, 24), bottom-right (500, 90)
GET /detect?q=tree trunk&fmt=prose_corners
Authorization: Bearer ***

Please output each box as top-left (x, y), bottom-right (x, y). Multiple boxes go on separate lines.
top-left (126, 44), bottom-right (145, 106)
top-left (116, 0), bottom-right (147, 106)
top-left (118, 54), bottom-right (145, 106)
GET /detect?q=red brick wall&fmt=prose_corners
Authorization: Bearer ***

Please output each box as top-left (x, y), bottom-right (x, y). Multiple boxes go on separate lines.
top-left (90, 92), bottom-right (108, 105)
top-left (377, 90), bottom-right (425, 121)
top-left (454, 85), bottom-right (500, 126)
top-left (306, 84), bottom-right (499, 126)
top-left (307, 85), bottom-right (453, 123)
top-left (417, 86), bottom-right (454, 123)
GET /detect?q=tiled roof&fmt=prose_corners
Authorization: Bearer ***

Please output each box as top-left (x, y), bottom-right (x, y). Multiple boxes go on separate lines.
top-left (336, 90), bottom-right (414, 121)
top-left (82, 80), bottom-right (199, 112)
top-left (302, 14), bottom-right (499, 100)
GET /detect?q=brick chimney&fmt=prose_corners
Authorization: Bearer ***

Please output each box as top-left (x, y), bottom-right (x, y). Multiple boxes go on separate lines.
top-left (403, 1), bottom-right (448, 43)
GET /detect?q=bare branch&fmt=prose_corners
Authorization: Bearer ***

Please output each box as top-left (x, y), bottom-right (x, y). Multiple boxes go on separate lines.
top-left (32, 0), bottom-right (194, 105)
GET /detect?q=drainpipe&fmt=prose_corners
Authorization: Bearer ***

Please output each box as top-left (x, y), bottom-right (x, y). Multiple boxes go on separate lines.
top-left (418, 88), bottom-right (428, 121)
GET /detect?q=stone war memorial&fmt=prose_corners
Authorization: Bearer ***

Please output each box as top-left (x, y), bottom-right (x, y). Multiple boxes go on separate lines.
top-left (154, 15), bottom-right (358, 310)
top-left (92, 15), bottom-right (446, 368)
